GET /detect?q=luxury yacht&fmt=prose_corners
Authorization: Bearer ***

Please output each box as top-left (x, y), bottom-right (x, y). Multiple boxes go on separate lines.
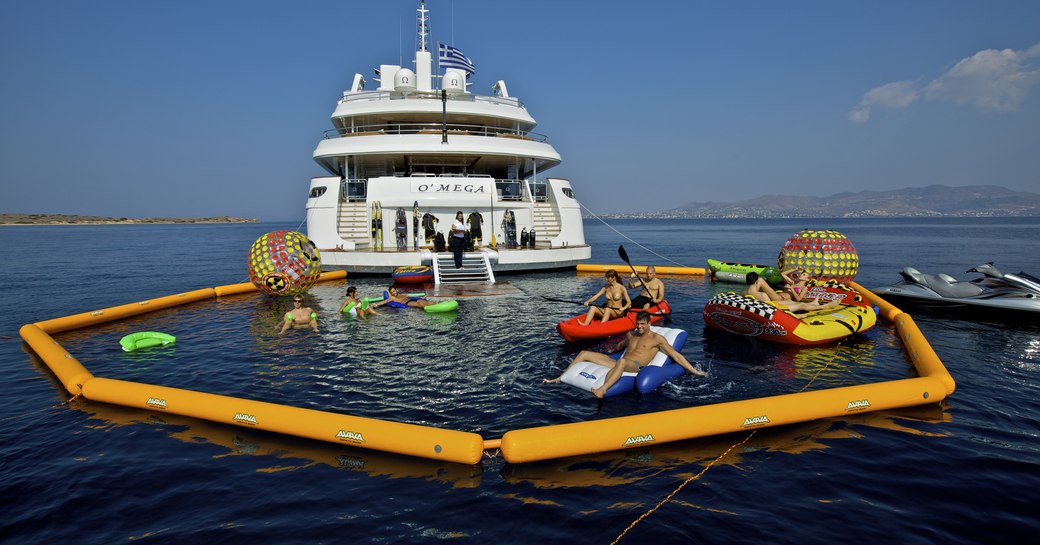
top-left (305, 1), bottom-right (590, 281)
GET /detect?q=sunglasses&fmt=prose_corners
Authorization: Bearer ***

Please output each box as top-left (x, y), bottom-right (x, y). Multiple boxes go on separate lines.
top-left (293, 299), bottom-right (303, 303)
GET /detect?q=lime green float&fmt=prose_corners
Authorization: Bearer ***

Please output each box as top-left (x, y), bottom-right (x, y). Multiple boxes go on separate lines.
top-left (707, 258), bottom-right (782, 285)
top-left (119, 331), bottom-right (176, 352)
top-left (423, 300), bottom-right (458, 313)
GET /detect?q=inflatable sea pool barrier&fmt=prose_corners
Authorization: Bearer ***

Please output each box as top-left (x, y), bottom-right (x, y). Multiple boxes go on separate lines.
top-left (560, 326), bottom-right (688, 397)
top-left (577, 264), bottom-right (706, 276)
top-left (20, 273), bottom-right (955, 465)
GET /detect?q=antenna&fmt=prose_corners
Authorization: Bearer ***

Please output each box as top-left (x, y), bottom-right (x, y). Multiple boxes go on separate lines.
top-left (417, 0), bottom-right (429, 52)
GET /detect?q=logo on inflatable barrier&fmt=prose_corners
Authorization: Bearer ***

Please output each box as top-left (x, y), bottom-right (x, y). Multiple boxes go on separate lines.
top-left (336, 430), bottom-right (366, 443)
top-left (579, 371), bottom-right (598, 380)
top-left (623, 434), bottom-right (655, 446)
top-left (146, 397), bottom-right (167, 409)
top-left (234, 413), bottom-right (258, 425)
top-left (845, 399), bottom-right (871, 412)
top-left (741, 415), bottom-right (770, 428)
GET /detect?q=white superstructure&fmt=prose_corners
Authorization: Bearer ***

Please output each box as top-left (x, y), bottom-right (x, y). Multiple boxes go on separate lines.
top-left (305, 1), bottom-right (589, 274)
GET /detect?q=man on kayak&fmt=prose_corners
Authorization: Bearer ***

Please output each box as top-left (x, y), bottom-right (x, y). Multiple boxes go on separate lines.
top-left (544, 312), bottom-right (706, 398)
top-left (628, 265), bottom-right (664, 310)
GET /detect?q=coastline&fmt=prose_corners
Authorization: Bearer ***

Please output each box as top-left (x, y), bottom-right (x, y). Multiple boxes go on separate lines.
top-left (0, 214), bottom-right (258, 226)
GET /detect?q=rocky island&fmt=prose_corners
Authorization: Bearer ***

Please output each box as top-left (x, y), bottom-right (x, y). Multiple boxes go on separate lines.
top-left (0, 214), bottom-right (258, 225)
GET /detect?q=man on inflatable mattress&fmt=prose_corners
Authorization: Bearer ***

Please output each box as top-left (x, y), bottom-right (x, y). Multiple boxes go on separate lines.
top-left (543, 311), bottom-right (707, 398)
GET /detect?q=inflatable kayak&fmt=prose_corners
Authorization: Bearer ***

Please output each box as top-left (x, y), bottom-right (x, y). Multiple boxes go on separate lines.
top-left (707, 258), bottom-right (782, 285)
top-left (119, 331), bottom-right (176, 352)
top-left (556, 300), bottom-right (671, 343)
top-left (392, 265), bottom-right (433, 284)
top-left (560, 326), bottom-right (689, 397)
top-left (703, 283), bottom-right (876, 345)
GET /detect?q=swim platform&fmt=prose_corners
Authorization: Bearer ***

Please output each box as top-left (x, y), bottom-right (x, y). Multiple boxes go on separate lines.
top-left (21, 275), bottom-right (953, 465)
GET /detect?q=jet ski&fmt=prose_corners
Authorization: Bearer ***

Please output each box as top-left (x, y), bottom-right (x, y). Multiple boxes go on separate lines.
top-left (873, 262), bottom-right (1040, 317)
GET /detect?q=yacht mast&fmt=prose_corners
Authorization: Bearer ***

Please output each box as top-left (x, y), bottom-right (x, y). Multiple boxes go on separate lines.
top-left (416, 1), bottom-right (432, 91)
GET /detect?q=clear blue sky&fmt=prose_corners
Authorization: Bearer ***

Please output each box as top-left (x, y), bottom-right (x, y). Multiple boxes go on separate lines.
top-left (2, 1), bottom-right (1038, 220)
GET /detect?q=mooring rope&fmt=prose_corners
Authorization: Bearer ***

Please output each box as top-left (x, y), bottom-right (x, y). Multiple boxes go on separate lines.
top-left (579, 203), bottom-right (690, 268)
top-left (611, 342), bottom-right (845, 544)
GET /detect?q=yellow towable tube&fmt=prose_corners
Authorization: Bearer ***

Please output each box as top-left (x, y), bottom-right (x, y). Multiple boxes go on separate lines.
top-left (577, 264), bottom-right (706, 275)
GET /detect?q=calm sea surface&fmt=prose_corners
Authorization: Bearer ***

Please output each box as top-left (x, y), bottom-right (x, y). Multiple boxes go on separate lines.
top-left (2, 218), bottom-right (1038, 544)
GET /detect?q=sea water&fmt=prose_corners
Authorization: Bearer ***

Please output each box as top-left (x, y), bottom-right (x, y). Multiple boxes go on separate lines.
top-left (1, 218), bottom-right (1037, 544)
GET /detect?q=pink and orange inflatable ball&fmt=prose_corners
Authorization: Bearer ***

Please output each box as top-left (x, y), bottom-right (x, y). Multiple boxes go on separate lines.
top-left (778, 229), bottom-right (858, 283)
top-left (247, 230), bottom-right (322, 296)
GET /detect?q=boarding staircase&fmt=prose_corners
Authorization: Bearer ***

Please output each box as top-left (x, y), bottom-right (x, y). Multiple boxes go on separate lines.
top-left (432, 252), bottom-right (495, 285)
top-left (532, 202), bottom-right (561, 247)
top-left (337, 201), bottom-right (370, 248)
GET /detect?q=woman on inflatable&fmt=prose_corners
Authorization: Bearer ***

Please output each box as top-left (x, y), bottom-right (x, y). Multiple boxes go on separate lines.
top-left (743, 272), bottom-right (838, 311)
top-left (338, 286), bottom-right (378, 320)
top-left (780, 268), bottom-right (811, 301)
top-left (580, 269), bottom-right (631, 325)
top-left (370, 285), bottom-right (438, 309)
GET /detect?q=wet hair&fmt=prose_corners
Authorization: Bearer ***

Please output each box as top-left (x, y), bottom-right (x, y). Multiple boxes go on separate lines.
top-left (646, 265), bottom-right (656, 275)
top-left (605, 269), bottom-right (618, 280)
top-left (636, 311), bottom-right (652, 323)
top-left (346, 286), bottom-right (357, 296)
top-left (745, 272), bottom-right (759, 285)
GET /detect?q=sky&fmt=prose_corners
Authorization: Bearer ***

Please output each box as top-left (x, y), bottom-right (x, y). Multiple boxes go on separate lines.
top-left (2, 1), bottom-right (1038, 221)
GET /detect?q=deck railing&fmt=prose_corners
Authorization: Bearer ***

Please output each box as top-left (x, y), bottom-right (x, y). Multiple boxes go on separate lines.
top-left (322, 122), bottom-right (547, 143)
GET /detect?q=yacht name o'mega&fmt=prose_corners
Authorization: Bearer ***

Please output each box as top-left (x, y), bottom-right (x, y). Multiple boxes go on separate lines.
top-left (305, 1), bottom-right (590, 278)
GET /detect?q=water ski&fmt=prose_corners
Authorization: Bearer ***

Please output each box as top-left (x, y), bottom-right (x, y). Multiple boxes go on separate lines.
top-left (395, 208), bottom-right (407, 250)
top-left (413, 201), bottom-right (419, 250)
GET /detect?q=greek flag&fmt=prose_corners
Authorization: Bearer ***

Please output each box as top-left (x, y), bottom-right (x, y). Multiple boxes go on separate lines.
top-left (438, 44), bottom-right (475, 75)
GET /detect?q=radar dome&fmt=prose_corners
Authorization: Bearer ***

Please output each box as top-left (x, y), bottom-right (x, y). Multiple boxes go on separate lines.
top-left (443, 69), bottom-right (466, 94)
top-left (394, 68), bottom-right (416, 91)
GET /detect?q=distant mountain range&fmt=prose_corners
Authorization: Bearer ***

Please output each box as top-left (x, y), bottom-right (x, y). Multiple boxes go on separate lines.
top-left (600, 185), bottom-right (1040, 218)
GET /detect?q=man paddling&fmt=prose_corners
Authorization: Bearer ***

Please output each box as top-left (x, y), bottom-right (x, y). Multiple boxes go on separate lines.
top-left (543, 312), bottom-right (706, 398)
top-left (628, 265), bottom-right (664, 310)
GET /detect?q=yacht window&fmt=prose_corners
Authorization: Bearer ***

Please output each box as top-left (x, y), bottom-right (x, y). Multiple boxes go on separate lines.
top-left (309, 186), bottom-right (327, 198)
top-left (562, 188), bottom-right (574, 199)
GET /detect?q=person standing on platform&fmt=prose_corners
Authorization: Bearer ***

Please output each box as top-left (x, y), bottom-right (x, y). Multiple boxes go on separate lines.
top-left (449, 210), bottom-right (467, 268)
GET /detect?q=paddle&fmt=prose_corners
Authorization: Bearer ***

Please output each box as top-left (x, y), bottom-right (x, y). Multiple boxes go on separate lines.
top-left (541, 295), bottom-right (599, 307)
top-left (618, 245), bottom-right (653, 298)
top-left (618, 245), bottom-right (668, 315)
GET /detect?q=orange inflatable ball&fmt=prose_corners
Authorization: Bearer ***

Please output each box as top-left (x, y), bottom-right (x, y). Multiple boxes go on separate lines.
top-left (247, 230), bottom-right (322, 296)
top-left (778, 229), bottom-right (858, 283)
